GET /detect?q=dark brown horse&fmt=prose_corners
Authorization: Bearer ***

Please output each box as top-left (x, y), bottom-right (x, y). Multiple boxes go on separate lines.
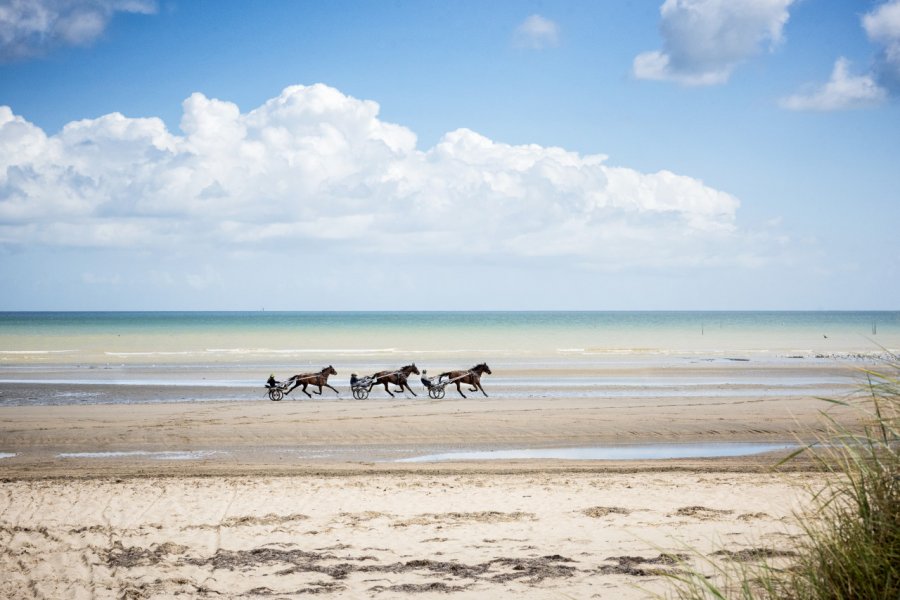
top-left (369, 363), bottom-right (420, 397)
top-left (286, 365), bottom-right (339, 398)
top-left (439, 363), bottom-right (491, 398)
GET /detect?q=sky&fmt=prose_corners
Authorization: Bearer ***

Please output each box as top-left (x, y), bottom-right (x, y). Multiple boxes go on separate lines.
top-left (0, 0), bottom-right (898, 311)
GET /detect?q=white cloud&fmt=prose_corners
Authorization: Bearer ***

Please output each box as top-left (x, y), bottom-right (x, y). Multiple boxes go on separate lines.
top-left (863, 0), bottom-right (900, 42)
top-left (779, 1), bottom-right (899, 111)
top-left (863, 0), bottom-right (900, 88)
top-left (634, 0), bottom-right (794, 86)
top-left (0, 83), bottom-right (745, 270)
top-left (513, 14), bottom-right (559, 50)
top-left (780, 58), bottom-right (887, 110)
top-left (0, 0), bottom-right (156, 61)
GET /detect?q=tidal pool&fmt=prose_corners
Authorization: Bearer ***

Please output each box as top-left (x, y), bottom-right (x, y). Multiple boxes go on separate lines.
top-left (396, 442), bottom-right (798, 463)
top-left (57, 450), bottom-right (220, 461)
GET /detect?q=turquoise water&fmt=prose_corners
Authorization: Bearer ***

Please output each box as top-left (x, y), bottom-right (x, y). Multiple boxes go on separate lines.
top-left (1, 311), bottom-right (897, 361)
top-left (2, 310), bottom-right (897, 334)
top-left (0, 311), bottom-right (900, 353)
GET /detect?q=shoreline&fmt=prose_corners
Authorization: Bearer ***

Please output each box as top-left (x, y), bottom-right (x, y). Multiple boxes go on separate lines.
top-left (0, 358), bottom-right (863, 408)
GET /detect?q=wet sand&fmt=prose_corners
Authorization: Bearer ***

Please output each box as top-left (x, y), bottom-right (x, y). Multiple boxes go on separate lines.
top-left (0, 387), bottom-right (853, 477)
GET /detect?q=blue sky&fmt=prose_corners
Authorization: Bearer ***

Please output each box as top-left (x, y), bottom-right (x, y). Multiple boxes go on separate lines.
top-left (0, 0), bottom-right (898, 310)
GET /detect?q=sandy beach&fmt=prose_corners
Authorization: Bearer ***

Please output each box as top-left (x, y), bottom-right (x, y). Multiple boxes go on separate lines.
top-left (0, 356), bottom-right (865, 599)
top-left (1, 470), bottom-right (821, 599)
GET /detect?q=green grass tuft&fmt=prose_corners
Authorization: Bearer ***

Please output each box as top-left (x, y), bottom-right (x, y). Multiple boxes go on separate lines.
top-left (666, 359), bottom-right (900, 600)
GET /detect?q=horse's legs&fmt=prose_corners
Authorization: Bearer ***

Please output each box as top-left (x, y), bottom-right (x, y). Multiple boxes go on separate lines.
top-left (284, 377), bottom-right (298, 395)
top-left (313, 385), bottom-right (323, 395)
top-left (382, 382), bottom-right (395, 397)
top-left (454, 381), bottom-right (467, 398)
top-left (477, 381), bottom-right (488, 397)
top-left (302, 383), bottom-right (313, 398)
top-left (323, 383), bottom-right (339, 395)
top-left (401, 381), bottom-right (417, 396)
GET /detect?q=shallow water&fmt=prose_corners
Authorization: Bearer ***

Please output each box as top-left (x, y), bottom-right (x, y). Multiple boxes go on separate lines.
top-left (396, 442), bottom-right (799, 463)
top-left (2, 311), bottom-right (896, 365)
top-left (57, 450), bottom-right (220, 461)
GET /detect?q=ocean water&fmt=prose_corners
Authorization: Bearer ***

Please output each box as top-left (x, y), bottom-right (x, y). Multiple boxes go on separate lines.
top-left (0, 311), bottom-right (897, 406)
top-left (2, 311), bottom-right (897, 361)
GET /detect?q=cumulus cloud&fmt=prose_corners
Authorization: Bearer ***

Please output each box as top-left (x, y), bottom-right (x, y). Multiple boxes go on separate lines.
top-left (780, 1), bottom-right (899, 111)
top-left (780, 58), bottom-right (887, 110)
top-left (0, 84), bottom-right (743, 269)
top-left (863, 0), bottom-right (900, 90)
top-left (0, 0), bottom-right (156, 61)
top-left (634, 0), bottom-right (794, 86)
top-left (513, 14), bottom-right (559, 49)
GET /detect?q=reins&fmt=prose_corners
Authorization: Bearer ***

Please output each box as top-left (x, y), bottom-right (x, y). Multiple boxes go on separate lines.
top-left (439, 369), bottom-right (476, 384)
top-left (373, 367), bottom-right (416, 379)
top-left (291, 368), bottom-right (333, 382)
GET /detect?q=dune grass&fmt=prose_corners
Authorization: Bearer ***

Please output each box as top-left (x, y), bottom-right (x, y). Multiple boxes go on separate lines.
top-left (667, 360), bottom-right (899, 600)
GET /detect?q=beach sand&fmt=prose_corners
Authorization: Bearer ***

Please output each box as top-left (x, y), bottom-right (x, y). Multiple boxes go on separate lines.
top-left (1, 471), bottom-right (820, 599)
top-left (0, 359), bottom-right (865, 598)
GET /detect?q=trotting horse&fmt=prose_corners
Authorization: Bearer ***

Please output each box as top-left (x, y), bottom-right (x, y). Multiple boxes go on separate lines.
top-left (369, 363), bottom-right (420, 397)
top-left (439, 363), bottom-right (492, 398)
top-left (285, 365), bottom-right (339, 398)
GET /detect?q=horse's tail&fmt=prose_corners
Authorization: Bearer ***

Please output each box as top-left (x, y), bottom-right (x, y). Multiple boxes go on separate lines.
top-left (439, 371), bottom-right (451, 382)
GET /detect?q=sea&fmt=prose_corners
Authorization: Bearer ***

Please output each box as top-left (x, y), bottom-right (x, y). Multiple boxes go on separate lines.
top-left (0, 311), bottom-right (897, 407)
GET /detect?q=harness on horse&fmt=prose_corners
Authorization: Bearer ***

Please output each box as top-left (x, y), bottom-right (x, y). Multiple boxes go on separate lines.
top-left (424, 369), bottom-right (476, 399)
top-left (438, 369), bottom-right (474, 383)
top-left (351, 368), bottom-right (412, 399)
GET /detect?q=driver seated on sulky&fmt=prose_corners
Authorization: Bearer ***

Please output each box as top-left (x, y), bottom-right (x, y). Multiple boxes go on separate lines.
top-left (266, 374), bottom-right (281, 389)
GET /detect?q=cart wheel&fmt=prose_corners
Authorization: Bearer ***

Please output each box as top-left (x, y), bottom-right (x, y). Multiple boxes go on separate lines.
top-left (360, 388), bottom-right (369, 399)
top-left (269, 389), bottom-right (284, 401)
top-left (436, 387), bottom-right (445, 399)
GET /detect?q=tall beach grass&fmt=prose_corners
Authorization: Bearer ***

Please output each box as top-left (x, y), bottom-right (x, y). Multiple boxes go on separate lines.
top-left (668, 360), bottom-right (899, 599)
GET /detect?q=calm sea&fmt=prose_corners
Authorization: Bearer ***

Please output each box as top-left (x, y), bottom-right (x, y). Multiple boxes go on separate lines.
top-left (0, 311), bottom-right (897, 406)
